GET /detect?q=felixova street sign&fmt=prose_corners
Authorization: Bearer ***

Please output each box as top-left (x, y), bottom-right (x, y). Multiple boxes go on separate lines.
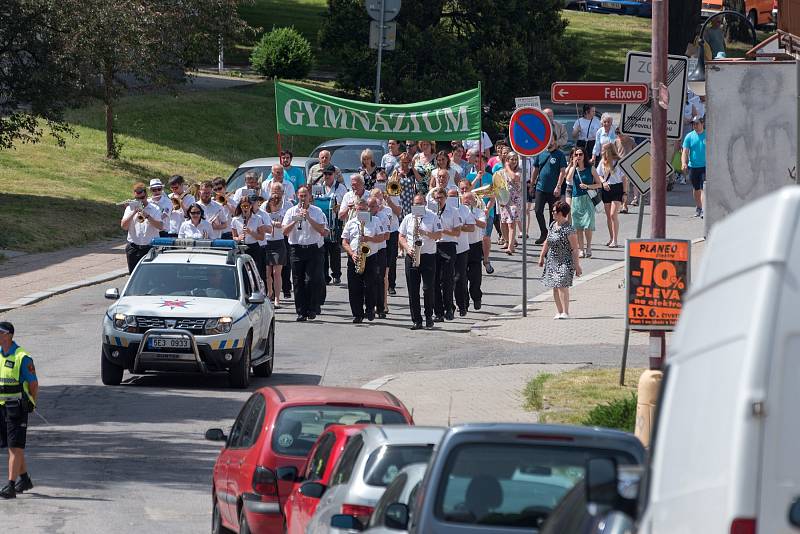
top-left (550, 82), bottom-right (650, 104)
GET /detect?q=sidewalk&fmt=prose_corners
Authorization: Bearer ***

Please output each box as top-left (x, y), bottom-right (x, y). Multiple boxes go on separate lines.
top-left (370, 240), bottom-right (705, 426)
top-left (0, 239), bottom-right (128, 312)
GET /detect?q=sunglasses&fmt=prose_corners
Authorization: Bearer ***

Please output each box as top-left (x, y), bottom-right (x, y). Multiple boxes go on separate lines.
top-left (134, 189), bottom-right (145, 194)
top-left (213, 186), bottom-right (224, 191)
top-left (151, 187), bottom-right (162, 191)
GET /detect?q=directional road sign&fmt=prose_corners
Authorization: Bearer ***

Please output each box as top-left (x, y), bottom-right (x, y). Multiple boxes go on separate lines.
top-left (508, 107), bottom-right (552, 158)
top-left (550, 82), bottom-right (649, 104)
top-left (365, 0), bottom-right (401, 21)
top-left (621, 51), bottom-right (688, 140)
top-left (617, 139), bottom-right (674, 195)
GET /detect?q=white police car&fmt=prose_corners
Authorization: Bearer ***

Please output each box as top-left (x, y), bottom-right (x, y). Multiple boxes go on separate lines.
top-left (101, 239), bottom-right (275, 388)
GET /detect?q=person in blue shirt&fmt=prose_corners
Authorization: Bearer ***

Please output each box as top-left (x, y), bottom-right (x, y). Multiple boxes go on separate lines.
top-left (267, 150), bottom-right (305, 194)
top-left (0, 322), bottom-right (38, 499)
top-left (682, 116), bottom-right (706, 218)
top-left (530, 140), bottom-right (568, 244)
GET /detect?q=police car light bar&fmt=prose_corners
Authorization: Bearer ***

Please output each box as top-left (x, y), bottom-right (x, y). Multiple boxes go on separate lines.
top-left (150, 238), bottom-right (238, 249)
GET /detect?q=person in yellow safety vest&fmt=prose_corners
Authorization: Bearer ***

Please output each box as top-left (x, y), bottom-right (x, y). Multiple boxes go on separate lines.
top-left (0, 322), bottom-right (38, 499)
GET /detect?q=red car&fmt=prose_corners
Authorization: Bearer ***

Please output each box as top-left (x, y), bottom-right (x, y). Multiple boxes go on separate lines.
top-left (283, 424), bottom-right (365, 534)
top-left (205, 385), bottom-right (413, 534)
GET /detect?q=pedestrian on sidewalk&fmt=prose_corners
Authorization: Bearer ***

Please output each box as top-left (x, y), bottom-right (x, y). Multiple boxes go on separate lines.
top-left (539, 202), bottom-right (582, 319)
top-left (565, 149), bottom-right (603, 258)
top-left (530, 139), bottom-right (568, 245)
top-left (597, 143), bottom-right (628, 248)
top-left (0, 322), bottom-right (38, 499)
top-left (682, 116), bottom-right (706, 218)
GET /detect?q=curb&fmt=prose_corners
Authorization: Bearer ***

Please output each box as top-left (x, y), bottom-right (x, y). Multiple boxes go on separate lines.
top-left (361, 374), bottom-right (396, 390)
top-left (0, 268), bottom-right (128, 313)
top-left (471, 236), bottom-right (706, 335)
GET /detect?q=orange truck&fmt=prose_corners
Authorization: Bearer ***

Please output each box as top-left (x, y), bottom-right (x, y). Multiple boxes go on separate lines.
top-left (701, 0), bottom-right (776, 27)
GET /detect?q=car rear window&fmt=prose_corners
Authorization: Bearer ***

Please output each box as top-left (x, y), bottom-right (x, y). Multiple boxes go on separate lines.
top-left (315, 145), bottom-right (386, 174)
top-left (272, 405), bottom-right (406, 457)
top-left (363, 445), bottom-right (434, 487)
top-left (227, 166), bottom-right (272, 191)
top-left (434, 443), bottom-right (637, 529)
top-left (126, 264), bottom-right (239, 299)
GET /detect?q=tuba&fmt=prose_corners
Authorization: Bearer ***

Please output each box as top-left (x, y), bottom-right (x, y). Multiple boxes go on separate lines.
top-left (473, 172), bottom-right (511, 205)
top-left (355, 219), bottom-right (371, 274)
top-left (386, 175), bottom-right (403, 196)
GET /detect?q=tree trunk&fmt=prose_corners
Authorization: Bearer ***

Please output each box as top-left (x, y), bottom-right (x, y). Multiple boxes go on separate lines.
top-left (103, 63), bottom-right (116, 159)
top-left (668, 0), bottom-right (702, 55)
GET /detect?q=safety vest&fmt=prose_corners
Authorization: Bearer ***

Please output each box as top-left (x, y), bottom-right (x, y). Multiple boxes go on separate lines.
top-left (0, 346), bottom-right (34, 407)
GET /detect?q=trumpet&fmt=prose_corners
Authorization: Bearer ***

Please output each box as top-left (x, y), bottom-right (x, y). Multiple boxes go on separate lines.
top-left (216, 191), bottom-right (231, 206)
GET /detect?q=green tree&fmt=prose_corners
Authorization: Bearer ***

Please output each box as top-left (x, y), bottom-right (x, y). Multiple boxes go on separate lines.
top-left (669, 0), bottom-right (702, 55)
top-left (251, 27), bottom-right (314, 78)
top-left (0, 1), bottom-right (84, 150)
top-left (319, 0), bottom-right (583, 136)
top-left (61, 0), bottom-right (252, 158)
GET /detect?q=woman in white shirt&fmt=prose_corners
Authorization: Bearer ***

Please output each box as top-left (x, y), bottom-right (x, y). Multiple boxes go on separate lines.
top-left (572, 104), bottom-right (600, 157)
top-left (231, 196), bottom-right (269, 283)
top-left (178, 203), bottom-right (213, 239)
top-left (596, 143), bottom-right (628, 248)
top-left (591, 113), bottom-right (617, 165)
top-left (262, 191), bottom-right (288, 308)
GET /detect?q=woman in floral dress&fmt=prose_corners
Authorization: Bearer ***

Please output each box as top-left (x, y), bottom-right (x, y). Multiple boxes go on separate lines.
top-left (539, 200), bottom-right (582, 319)
top-left (495, 151), bottom-right (523, 255)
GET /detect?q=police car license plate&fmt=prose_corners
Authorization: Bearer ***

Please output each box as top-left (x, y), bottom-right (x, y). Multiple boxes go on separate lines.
top-left (604, 2), bottom-right (622, 8)
top-left (149, 337), bottom-right (190, 349)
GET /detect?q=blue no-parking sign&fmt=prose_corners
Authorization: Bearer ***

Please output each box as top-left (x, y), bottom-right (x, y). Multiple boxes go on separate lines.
top-left (508, 107), bottom-right (552, 157)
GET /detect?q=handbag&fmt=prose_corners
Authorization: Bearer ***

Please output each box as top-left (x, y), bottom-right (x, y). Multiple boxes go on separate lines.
top-left (587, 188), bottom-right (602, 207)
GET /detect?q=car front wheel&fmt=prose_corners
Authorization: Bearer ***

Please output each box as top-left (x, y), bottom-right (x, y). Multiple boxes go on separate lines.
top-left (229, 336), bottom-right (251, 388)
top-left (101, 351), bottom-right (124, 385)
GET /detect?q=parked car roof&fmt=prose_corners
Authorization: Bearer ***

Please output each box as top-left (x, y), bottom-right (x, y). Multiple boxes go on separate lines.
top-left (259, 385), bottom-right (406, 408)
top-left (233, 156), bottom-right (311, 169)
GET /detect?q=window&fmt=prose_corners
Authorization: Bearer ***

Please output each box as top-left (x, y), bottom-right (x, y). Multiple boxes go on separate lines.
top-left (313, 145), bottom-right (386, 174)
top-left (369, 473), bottom-right (408, 528)
top-left (227, 166), bottom-right (272, 191)
top-left (239, 394), bottom-right (266, 449)
top-left (244, 262), bottom-right (262, 294)
top-left (434, 443), bottom-right (637, 528)
top-left (363, 445), bottom-right (434, 487)
top-left (125, 264), bottom-right (238, 299)
top-left (241, 264), bottom-right (253, 297)
top-left (305, 432), bottom-right (336, 482)
top-left (228, 394), bottom-right (261, 448)
top-left (330, 435), bottom-right (364, 486)
top-left (271, 405), bottom-right (406, 457)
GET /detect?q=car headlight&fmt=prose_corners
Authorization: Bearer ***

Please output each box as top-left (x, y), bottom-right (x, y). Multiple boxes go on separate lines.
top-left (113, 313), bottom-right (136, 331)
top-left (205, 316), bottom-right (233, 335)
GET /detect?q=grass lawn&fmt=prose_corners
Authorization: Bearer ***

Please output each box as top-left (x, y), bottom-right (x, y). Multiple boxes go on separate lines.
top-left (0, 81), bottom-right (319, 252)
top-left (524, 367), bottom-right (644, 425)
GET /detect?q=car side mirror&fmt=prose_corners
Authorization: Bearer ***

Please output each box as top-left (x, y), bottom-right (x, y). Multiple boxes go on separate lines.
top-left (105, 288), bottom-right (120, 300)
top-left (247, 291), bottom-right (266, 304)
top-left (789, 498), bottom-right (800, 527)
top-left (586, 457), bottom-right (619, 508)
top-left (205, 428), bottom-right (227, 442)
top-left (298, 481), bottom-right (326, 499)
top-left (276, 466), bottom-right (298, 482)
top-left (330, 514), bottom-right (364, 531)
top-left (384, 502), bottom-right (410, 530)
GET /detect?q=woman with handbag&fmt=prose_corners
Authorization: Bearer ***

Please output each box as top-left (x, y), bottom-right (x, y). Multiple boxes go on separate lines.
top-left (564, 148), bottom-right (602, 258)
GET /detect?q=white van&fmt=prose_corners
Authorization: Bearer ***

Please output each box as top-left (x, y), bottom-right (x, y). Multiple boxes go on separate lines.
top-left (633, 187), bottom-right (800, 533)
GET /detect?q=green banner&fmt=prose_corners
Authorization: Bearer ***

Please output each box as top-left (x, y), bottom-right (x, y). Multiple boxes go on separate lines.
top-left (274, 81), bottom-right (482, 140)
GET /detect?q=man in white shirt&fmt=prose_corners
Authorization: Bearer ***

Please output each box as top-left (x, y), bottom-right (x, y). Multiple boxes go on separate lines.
top-left (450, 189), bottom-right (476, 317)
top-left (196, 181), bottom-right (228, 239)
top-left (233, 171), bottom-right (261, 205)
top-left (166, 175), bottom-right (195, 237)
top-left (317, 165), bottom-right (348, 285)
top-left (367, 195), bottom-right (390, 319)
top-left (263, 164), bottom-right (296, 204)
top-left (211, 177), bottom-right (236, 239)
top-left (462, 192), bottom-right (487, 310)
top-left (425, 169), bottom-right (457, 211)
top-left (121, 182), bottom-right (163, 273)
top-left (398, 194), bottom-right (443, 330)
top-left (380, 140), bottom-right (402, 177)
top-left (338, 174), bottom-right (369, 221)
top-left (462, 131), bottom-right (492, 159)
top-left (341, 198), bottom-right (384, 324)
top-left (282, 185), bottom-right (329, 322)
top-left (432, 187), bottom-right (462, 322)
top-left (147, 178), bottom-right (172, 237)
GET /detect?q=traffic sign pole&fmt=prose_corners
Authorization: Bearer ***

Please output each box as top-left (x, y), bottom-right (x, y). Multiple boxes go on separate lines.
top-left (374, 0), bottom-right (385, 103)
top-left (521, 157), bottom-right (528, 317)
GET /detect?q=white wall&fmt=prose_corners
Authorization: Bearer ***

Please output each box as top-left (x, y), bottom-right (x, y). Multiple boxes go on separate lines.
top-left (706, 61), bottom-right (797, 232)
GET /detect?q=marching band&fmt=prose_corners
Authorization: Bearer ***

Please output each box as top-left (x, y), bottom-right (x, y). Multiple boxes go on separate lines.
top-left (120, 142), bottom-right (504, 329)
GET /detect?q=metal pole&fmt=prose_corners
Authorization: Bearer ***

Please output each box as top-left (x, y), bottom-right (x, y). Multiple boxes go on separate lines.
top-left (375, 0), bottom-right (385, 104)
top-left (636, 191), bottom-right (647, 239)
top-left (218, 36), bottom-right (224, 74)
top-left (620, 327), bottom-right (630, 385)
top-left (521, 156), bottom-right (528, 317)
top-left (650, 0), bottom-right (668, 370)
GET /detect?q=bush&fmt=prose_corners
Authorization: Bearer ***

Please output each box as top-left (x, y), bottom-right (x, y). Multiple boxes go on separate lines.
top-left (582, 393), bottom-right (638, 433)
top-left (250, 27), bottom-right (313, 79)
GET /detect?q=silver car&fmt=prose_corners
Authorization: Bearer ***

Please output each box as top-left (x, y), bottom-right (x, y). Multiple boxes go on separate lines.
top-left (364, 463), bottom-right (428, 533)
top-left (302, 425), bottom-right (445, 534)
top-left (309, 138), bottom-right (389, 185)
top-left (226, 156), bottom-right (310, 191)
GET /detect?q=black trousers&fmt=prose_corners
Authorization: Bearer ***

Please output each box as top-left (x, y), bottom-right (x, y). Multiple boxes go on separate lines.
top-left (282, 236), bottom-right (292, 294)
top-left (493, 211), bottom-right (501, 235)
top-left (289, 245), bottom-right (323, 317)
top-left (454, 250), bottom-right (469, 313)
top-left (323, 235), bottom-right (342, 282)
top-left (245, 243), bottom-right (266, 285)
top-left (125, 243), bottom-right (151, 274)
top-left (347, 254), bottom-right (378, 319)
top-left (405, 253), bottom-right (435, 324)
top-left (434, 242), bottom-right (457, 316)
top-left (467, 242), bottom-right (483, 305)
top-left (387, 231), bottom-right (399, 290)
top-left (375, 248), bottom-right (387, 313)
top-left (534, 190), bottom-right (558, 238)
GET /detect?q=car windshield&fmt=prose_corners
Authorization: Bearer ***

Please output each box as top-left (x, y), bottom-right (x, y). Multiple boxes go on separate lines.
top-left (313, 145), bottom-right (386, 173)
top-left (272, 405), bottom-right (406, 457)
top-left (125, 263), bottom-right (239, 299)
top-left (363, 445), bottom-right (434, 487)
top-left (435, 443), bottom-right (637, 529)
top-left (227, 165), bottom-right (306, 191)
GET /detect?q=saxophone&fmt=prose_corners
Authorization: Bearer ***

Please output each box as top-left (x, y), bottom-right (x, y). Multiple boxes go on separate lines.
top-left (412, 215), bottom-right (423, 268)
top-left (355, 219), bottom-right (371, 274)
